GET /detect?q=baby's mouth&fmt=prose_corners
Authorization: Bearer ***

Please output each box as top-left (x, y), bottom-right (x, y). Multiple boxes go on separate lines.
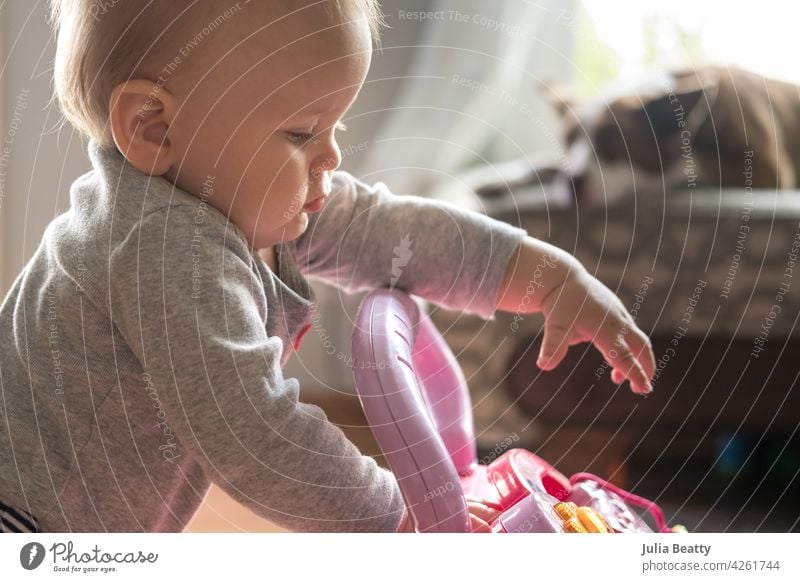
top-left (301, 172), bottom-right (332, 212)
top-left (303, 195), bottom-right (326, 212)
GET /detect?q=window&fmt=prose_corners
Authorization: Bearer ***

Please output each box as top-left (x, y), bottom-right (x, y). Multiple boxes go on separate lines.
top-left (577, 0), bottom-right (800, 97)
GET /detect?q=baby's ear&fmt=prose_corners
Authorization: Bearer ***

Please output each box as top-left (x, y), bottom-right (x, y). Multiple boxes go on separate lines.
top-left (109, 79), bottom-right (178, 176)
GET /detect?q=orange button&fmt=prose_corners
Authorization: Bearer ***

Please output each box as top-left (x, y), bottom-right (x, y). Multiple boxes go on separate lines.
top-left (554, 502), bottom-right (611, 533)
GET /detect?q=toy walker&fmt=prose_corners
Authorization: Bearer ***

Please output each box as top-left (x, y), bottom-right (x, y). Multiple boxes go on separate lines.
top-left (351, 288), bottom-right (681, 533)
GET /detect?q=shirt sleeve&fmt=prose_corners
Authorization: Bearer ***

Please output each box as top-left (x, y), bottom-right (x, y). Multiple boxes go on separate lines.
top-left (108, 205), bottom-right (405, 532)
top-left (289, 171), bottom-right (529, 321)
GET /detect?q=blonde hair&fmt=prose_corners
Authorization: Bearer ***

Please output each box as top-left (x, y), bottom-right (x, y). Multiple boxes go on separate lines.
top-left (49, 0), bottom-right (386, 148)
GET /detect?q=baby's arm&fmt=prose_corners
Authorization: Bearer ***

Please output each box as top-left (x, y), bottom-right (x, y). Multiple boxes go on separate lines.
top-left (292, 171), bottom-right (654, 394)
top-left (290, 171), bottom-right (528, 321)
top-left (109, 206), bottom-right (404, 532)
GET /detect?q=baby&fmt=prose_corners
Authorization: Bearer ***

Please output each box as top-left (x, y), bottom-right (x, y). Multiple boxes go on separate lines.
top-left (0, 0), bottom-right (655, 533)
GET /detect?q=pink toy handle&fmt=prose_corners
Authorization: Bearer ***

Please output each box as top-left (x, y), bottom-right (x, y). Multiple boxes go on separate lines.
top-left (351, 288), bottom-right (478, 532)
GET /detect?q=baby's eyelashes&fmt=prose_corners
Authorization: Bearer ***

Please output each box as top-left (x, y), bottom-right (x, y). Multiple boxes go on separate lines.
top-left (286, 131), bottom-right (315, 144)
top-left (286, 121), bottom-right (346, 145)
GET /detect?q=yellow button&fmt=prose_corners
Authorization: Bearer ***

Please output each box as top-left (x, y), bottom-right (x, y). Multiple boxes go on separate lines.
top-left (554, 502), bottom-right (612, 533)
top-left (562, 517), bottom-right (589, 533)
top-left (554, 501), bottom-right (578, 521)
top-left (576, 507), bottom-right (610, 533)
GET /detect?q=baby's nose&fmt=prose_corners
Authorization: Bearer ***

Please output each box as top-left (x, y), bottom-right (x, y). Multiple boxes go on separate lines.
top-left (325, 149), bottom-right (342, 174)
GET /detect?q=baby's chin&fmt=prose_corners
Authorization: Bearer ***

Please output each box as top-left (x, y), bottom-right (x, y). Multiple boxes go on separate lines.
top-left (248, 212), bottom-right (311, 249)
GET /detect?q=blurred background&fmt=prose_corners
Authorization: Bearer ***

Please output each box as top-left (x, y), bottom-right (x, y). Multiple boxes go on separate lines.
top-left (2, 0), bottom-right (799, 532)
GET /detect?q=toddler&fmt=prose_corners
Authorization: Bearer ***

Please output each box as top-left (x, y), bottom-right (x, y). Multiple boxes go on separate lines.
top-left (0, 0), bottom-right (655, 533)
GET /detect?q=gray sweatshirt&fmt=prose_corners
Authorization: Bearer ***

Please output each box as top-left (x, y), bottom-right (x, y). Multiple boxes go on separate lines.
top-left (0, 141), bottom-right (527, 532)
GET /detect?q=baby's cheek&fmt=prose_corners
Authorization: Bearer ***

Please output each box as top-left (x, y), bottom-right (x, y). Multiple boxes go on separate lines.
top-left (275, 155), bottom-right (307, 183)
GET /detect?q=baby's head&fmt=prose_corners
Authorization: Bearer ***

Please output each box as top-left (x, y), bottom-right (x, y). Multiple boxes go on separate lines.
top-left (51, 0), bottom-right (383, 248)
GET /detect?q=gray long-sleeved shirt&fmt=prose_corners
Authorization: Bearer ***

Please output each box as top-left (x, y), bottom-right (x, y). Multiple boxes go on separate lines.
top-left (0, 141), bottom-right (527, 532)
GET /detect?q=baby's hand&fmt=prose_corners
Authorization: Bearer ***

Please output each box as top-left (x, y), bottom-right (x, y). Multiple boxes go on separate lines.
top-left (537, 263), bottom-right (656, 395)
top-left (465, 496), bottom-right (501, 533)
top-left (395, 498), bottom-right (501, 533)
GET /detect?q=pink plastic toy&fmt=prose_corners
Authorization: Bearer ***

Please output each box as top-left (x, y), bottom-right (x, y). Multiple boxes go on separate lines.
top-left (351, 288), bottom-right (679, 533)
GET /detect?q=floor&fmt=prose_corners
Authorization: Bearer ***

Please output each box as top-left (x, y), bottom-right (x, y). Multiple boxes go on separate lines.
top-left (185, 485), bottom-right (286, 532)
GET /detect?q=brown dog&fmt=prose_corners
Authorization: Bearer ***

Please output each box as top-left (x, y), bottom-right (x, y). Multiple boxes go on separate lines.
top-left (471, 66), bottom-right (800, 206)
top-left (555, 66), bottom-right (800, 203)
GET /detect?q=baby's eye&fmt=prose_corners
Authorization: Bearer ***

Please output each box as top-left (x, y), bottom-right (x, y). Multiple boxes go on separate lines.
top-left (286, 131), bottom-right (315, 144)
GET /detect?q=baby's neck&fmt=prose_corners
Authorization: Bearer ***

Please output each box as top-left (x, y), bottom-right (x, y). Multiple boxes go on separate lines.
top-left (258, 246), bottom-right (279, 273)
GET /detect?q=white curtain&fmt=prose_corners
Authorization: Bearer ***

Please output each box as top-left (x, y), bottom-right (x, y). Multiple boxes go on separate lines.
top-left (357, 0), bottom-right (575, 199)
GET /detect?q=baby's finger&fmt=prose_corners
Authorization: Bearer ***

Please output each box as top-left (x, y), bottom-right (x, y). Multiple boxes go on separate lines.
top-left (596, 333), bottom-right (651, 394)
top-left (469, 515), bottom-right (492, 533)
top-left (625, 326), bottom-right (656, 381)
top-left (611, 368), bottom-right (625, 384)
top-left (465, 498), bottom-right (502, 522)
top-left (537, 323), bottom-right (571, 370)
top-left (465, 495), bottom-right (502, 511)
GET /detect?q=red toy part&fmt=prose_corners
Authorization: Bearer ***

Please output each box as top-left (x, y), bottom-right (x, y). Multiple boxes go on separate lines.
top-left (486, 449), bottom-right (573, 509)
